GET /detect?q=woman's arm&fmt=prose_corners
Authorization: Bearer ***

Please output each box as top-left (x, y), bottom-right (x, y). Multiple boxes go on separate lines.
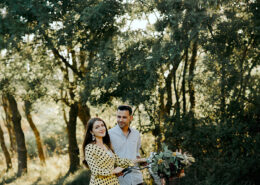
top-left (114, 153), bottom-right (134, 168)
top-left (85, 145), bottom-right (113, 176)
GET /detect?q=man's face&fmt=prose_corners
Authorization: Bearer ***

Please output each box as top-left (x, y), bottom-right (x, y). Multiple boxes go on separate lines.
top-left (117, 110), bottom-right (133, 129)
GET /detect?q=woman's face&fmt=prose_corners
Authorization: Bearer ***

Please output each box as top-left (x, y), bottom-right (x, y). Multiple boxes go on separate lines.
top-left (91, 120), bottom-right (106, 138)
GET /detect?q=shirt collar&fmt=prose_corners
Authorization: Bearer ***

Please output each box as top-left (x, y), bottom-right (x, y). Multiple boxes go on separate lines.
top-left (115, 124), bottom-right (131, 135)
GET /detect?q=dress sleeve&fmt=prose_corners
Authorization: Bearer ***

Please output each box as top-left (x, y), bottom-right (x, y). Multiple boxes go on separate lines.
top-left (85, 144), bottom-right (113, 176)
top-left (114, 153), bottom-right (134, 168)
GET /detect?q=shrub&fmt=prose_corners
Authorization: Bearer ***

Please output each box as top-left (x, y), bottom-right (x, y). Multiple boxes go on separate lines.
top-left (65, 169), bottom-right (91, 185)
top-left (43, 136), bottom-right (56, 156)
top-left (26, 137), bottom-right (38, 159)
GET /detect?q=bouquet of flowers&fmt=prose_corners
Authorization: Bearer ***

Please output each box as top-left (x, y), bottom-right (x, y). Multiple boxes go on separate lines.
top-left (147, 145), bottom-right (195, 185)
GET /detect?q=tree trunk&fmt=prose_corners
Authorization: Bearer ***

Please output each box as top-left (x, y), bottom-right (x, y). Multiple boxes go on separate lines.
top-left (182, 49), bottom-right (188, 115)
top-left (220, 59), bottom-right (226, 121)
top-left (77, 103), bottom-right (91, 129)
top-left (165, 71), bottom-right (173, 115)
top-left (24, 100), bottom-right (46, 165)
top-left (5, 94), bottom-right (27, 177)
top-left (171, 53), bottom-right (185, 118)
top-left (0, 123), bottom-right (12, 170)
top-left (159, 86), bottom-right (165, 119)
top-left (173, 71), bottom-right (181, 118)
top-left (59, 55), bottom-right (80, 173)
top-left (67, 102), bottom-right (80, 173)
top-left (2, 96), bottom-right (16, 153)
top-left (188, 41), bottom-right (197, 115)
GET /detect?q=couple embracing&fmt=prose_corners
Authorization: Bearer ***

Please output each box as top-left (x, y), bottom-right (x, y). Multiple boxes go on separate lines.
top-left (82, 105), bottom-right (146, 185)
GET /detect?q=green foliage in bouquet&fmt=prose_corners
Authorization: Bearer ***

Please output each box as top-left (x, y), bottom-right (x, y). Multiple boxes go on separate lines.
top-left (148, 144), bottom-right (195, 178)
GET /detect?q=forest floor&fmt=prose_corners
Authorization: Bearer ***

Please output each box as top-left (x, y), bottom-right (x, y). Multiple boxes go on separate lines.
top-left (0, 154), bottom-right (153, 185)
top-left (0, 154), bottom-right (79, 185)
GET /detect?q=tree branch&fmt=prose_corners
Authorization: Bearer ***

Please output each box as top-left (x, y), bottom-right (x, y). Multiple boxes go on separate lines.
top-left (40, 30), bottom-right (83, 79)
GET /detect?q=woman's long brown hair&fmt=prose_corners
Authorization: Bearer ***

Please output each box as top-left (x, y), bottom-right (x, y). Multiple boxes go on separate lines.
top-left (82, 117), bottom-right (113, 168)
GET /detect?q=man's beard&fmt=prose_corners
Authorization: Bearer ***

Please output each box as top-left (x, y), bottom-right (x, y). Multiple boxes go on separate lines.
top-left (118, 122), bottom-right (126, 128)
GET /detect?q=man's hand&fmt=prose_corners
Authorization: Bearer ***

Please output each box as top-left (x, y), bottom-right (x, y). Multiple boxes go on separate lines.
top-left (115, 172), bottom-right (123, 177)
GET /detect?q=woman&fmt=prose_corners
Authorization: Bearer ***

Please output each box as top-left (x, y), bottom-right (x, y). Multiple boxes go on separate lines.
top-left (82, 117), bottom-right (145, 185)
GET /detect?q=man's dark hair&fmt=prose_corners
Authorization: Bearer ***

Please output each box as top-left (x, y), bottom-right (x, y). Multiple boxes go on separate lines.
top-left (117, 105), bottom-right (133, 115)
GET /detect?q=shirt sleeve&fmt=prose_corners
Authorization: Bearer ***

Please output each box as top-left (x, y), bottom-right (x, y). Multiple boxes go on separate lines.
top-left (136, 133), bottom-right (141, 157)
top-left (85, 145), bottom-right (113, 176)
top-left (114, 153), bottom-right (134, 168)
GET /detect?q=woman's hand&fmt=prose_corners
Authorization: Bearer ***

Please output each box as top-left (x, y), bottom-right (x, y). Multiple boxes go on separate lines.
top-left (112, 167), bottom-right (124, 175)
top-left (133, 158), bottom-right (147, 165)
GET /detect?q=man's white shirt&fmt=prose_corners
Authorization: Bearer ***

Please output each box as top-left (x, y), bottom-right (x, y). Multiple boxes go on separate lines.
top-left (109, 125), bottom-right (143, 185)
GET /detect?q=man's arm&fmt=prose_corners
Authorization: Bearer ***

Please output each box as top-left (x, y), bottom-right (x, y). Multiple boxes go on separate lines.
top-left (135, 133), bottom-right (148, 166)
top-left (136, 133), bottom-right (141, 158)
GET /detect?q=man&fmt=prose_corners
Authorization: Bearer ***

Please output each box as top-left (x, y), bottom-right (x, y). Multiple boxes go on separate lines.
top-left (108, 105), bottom-right (144, 185)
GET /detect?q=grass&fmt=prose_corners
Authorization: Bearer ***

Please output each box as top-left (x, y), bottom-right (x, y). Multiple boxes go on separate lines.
top-left (0, 154), bottom-right (91, 185)
top-left (0, 153), bottom-right (155, 185)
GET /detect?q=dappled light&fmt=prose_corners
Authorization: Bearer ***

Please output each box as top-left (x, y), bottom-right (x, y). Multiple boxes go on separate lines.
top-left (0, 0), bottom-right (259, 185)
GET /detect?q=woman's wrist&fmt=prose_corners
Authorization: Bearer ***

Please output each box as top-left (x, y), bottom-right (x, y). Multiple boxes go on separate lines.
top-left (112, 167), bottom-right (124, 174)
top-left (133, 158), bottom-right (147, 164)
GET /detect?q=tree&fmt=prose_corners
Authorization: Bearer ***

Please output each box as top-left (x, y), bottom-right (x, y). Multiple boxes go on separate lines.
top-left (1, 0), bottom-right (125, 174)
top-left (24, 100), bottom-right (46, 165)
top-left (86, 0), bottom-right (260, 184)
top-left (89, 0), bottom-right (210, 148)
top-left (0, 122), bottom-right (12, 171)
top-left (1, 95), bottom-right (16, 153)
top-left (3, 93), bottom-right (27, 177)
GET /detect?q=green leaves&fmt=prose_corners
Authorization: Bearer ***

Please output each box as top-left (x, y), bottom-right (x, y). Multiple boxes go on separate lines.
top-left (0, 0), bottom-right (259, 183)
top-left (149, 143), bottom-right (195, 178)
